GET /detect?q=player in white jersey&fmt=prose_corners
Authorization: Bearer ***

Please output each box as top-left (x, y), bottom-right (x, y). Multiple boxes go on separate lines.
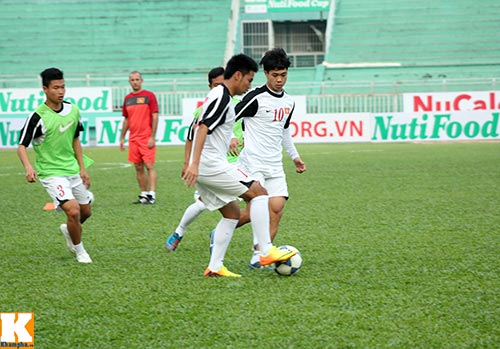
top-left (235, 48), bottom-right (307, 268)
top-left (165, 67), bottom-right (243, 251)
top-left (182, 54), bottom-right (296, 277)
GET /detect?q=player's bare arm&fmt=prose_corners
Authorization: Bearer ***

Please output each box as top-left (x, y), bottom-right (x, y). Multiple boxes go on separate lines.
top-left (73, 138), bottom-right (91, 188)
top-left (119, 118), bottom-right (129, 151)
top-left (17, 145), bottom-right (37, 183)
top-left (182, 139), bottom-right (193, 177)
top-left (183, 124), bottom-right (208, 187)
top-left (148, 112), bottom-right (159, 148)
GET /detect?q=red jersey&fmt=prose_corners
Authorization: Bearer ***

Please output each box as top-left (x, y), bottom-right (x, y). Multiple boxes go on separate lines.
top-left (122, 90), bottom-right (159, 142)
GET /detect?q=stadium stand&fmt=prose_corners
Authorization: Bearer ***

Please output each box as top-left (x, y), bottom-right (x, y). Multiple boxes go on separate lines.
top-left (321, 0), bottom-right (500, 93)
top-left (1, 0), bottom-right (499, 113)
top-left (0, 0), bottom-right (232, 87)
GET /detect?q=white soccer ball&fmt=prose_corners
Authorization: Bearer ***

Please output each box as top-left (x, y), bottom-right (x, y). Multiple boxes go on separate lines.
top-left (274, 245), bottom-right (302, 276)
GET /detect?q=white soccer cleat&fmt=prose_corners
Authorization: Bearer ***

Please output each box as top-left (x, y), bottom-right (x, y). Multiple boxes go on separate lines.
top-left (59, 224), bottom-right (76, 253)
top-left (76, 250), bottom-right (93, 264)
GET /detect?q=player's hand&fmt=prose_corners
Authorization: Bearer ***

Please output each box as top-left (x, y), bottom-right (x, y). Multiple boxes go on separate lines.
top-left (147, 137), bottom-right (155, 149)
top-left (181, 163), bottom-right (188, 178)
top-left (119, 140), bottom-right (125, 151)
top-left (294, 157), bottom-right (306, 174)
top-left (182, 164), bottom-right (198, 188)
top-left (25, 167), bottom-right (37, 183)
top-left (81, 170), bottom-right (91, 189)
top-left (227, 138), bottom-right (242, 157)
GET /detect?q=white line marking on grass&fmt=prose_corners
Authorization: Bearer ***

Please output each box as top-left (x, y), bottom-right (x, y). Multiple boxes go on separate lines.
top-left (96, 163), bottom-right (132, 171)
top-left (96, 159), bottom-right (182, 171)
top-left (303, 149), bottom-right (384, 155)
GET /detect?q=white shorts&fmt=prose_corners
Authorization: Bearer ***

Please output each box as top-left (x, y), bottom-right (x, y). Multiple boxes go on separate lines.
top-left (40, 175), bottom-right (94, 211)
top-left (195, 166), bottom-right (251, 211)
top-left (237, 163), bottom-right (288, 198)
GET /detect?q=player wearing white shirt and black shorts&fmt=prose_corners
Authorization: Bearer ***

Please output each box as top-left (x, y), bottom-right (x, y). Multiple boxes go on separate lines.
top-left (235, 48), bottom-right (307, 269)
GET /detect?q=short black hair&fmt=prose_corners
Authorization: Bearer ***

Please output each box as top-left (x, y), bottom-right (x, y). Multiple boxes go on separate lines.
top-left (40, 67), bottom-right (64, 87)
top-left (224, 54), bottom-right (258, 80)
top-left (259, 48), bottom-right (291, 71)
top-left (208, 67), bottom-right (224, 84)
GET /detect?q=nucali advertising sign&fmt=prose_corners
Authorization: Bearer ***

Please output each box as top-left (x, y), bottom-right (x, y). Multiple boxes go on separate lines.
top-left (403, 91), bottom-right (500, 113)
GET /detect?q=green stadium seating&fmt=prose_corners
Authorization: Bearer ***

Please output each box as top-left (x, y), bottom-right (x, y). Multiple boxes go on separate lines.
top-left (0, 0), bottom-right (231, 80)
top-left (322, 0), bottom-right (500, 93)
top-left (1, 0), bottom-right (499, 113)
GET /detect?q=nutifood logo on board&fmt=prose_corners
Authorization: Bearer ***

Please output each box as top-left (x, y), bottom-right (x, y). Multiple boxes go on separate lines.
top-left (0, 312), bottom-right (34, 348)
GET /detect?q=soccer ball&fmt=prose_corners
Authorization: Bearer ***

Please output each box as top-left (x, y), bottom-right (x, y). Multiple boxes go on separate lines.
top-left (274, 245), bottom-right (302, 276)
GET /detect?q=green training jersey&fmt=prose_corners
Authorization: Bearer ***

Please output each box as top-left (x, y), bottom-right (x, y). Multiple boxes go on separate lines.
top-left (24, 102), bottom-right (83, 178)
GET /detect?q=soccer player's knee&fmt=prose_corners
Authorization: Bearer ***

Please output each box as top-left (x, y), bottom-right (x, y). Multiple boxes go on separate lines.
top-left (66, 206), bottom-right (81, 221)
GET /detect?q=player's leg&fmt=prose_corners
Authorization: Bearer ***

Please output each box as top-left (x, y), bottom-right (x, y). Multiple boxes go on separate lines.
top-left (263, 174), bottom-right (289, 242)
top-left (269, 196), bottom-right (286, 241)
top-left (132, 161), bottom-right (151, 204)
top-left (165, 198), bottom-right (206, 251)
top-left (240, 181), bottom-right (296, 266)
top-left (69, 176), bottom-right (94, 263)
top-left (204, 201), bottom-right (241, 277)
top-left (129, 141), bottom-right (149, 203)
top-left (143, 144), bottom-right (157, 203)
top-left (60, 199), bottom-right (82, 245)
top-left (41, 176), bottom-right (92, 263)
top-left (59, 200), bottom-right (91, 263)
top-left (144, 162), bottom-right (157, 202)
top-left (197, 171), bottom-right (247, 277)
top-left (134, 162), bottom-right (148, 192)
top-left (236, 201), bottom-right (251, 227)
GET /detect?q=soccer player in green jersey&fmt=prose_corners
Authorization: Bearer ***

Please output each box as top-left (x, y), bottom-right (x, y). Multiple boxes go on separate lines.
top-left (165, 67), bottom-right (243, 251)
top-left (18, 67), bottom-right (94, 264)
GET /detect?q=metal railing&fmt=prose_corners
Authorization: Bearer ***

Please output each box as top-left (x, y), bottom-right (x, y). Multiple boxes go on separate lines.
top-left (2, 74), bottom-right (498, 115)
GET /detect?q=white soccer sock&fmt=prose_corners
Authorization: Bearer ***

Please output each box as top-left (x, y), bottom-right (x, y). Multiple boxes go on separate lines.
top-left (250, 250), bottom-right (260, 265)
top-left (74, 242), bottom-right (85, 254)
top-left (208, 218), bottom-right (238, 272)
top-left (176, 199), bottom-right (206, 236)
top-left (141, 191), bottom-right (148, 197)
top-left (250, 195), bottom-right (273, 255)
top-left (148, 191), bottom-right (156, 199)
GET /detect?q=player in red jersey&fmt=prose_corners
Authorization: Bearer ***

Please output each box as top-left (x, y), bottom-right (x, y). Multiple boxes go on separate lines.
top-left (120, 71), bottom-right (159, 204)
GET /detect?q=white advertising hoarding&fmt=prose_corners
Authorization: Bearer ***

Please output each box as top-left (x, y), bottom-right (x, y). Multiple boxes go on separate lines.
top-left (289, 113), bottom-right (371, 143)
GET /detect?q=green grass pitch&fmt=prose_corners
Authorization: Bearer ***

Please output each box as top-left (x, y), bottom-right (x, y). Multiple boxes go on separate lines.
top-left (1, 142), bottom-right (499, 348)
